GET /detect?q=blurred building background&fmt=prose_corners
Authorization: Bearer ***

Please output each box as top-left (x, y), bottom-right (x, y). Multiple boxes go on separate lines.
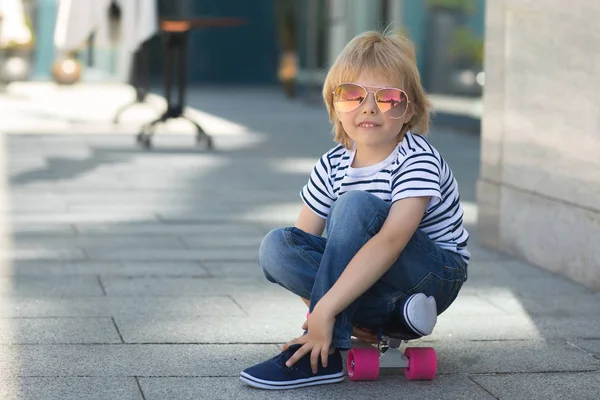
top-left (1, 0), bottom-right (485, 98)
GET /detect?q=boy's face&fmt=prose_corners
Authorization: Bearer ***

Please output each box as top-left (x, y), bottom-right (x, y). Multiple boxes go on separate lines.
top-left (335, 71), bottom-right (413, 151)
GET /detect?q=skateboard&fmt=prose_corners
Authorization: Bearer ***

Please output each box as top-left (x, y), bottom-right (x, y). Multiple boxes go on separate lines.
top-left (347, 328), bottom-right (436, 382)
top-left (304, 311), bottom-right (437, 382)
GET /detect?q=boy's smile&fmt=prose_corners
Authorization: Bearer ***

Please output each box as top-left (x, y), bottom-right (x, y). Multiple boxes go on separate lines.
top-left (356, 121), bottom-right (381, 129)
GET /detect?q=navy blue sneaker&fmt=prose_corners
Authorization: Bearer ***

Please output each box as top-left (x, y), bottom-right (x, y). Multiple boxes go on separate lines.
top-left (240, 344), bottom-right (344, 389)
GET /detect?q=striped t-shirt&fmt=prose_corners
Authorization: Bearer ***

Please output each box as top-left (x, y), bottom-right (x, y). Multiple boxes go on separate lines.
top-left (300, 131), bottom-right (470, 264)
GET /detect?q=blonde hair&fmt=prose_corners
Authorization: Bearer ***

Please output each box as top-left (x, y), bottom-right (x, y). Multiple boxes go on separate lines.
top-left (322, 30), bottom-right (432, 149)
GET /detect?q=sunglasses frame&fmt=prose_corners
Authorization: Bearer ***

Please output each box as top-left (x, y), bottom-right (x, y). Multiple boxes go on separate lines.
top-left (332, 82), bottom-right (411, 119)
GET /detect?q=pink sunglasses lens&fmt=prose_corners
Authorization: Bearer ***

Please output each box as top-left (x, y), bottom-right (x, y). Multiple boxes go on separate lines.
top-left (333, 84), bottom-right (367, 112)
top-left (376, 89), bottom-right (408, 118)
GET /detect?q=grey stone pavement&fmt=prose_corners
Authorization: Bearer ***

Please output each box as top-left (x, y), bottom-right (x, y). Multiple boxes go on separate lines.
top-left (0, 83), bottom-right (598, 399)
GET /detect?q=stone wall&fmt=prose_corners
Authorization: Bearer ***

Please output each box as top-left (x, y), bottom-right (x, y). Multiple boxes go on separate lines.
top-left (477, 0), bottom-right (600, 289)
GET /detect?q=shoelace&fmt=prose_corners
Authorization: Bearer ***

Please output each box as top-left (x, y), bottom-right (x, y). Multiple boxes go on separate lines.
top-left (276, 349), bottom-right (298, 374)
top-left (278, 348), bottom-right (336, 375)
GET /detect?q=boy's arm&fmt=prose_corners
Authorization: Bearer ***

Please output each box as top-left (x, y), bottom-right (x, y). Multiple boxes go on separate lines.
top-left (295, 203), bottom-right (326, 236)
top-left (313, 196), bottom-right (430, 318)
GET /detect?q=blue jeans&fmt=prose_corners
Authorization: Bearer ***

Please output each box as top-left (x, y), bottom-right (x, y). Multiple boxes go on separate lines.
top-left (259, 191), bottom-right (468, 349)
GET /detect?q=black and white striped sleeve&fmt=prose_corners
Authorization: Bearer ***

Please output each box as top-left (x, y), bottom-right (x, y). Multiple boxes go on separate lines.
top-left (391, 152), bottom-right (442, 209)
top-left (300, 154), bottom-right (335, 219)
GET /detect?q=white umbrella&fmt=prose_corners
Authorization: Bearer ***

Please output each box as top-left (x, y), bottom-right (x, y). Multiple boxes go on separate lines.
top-left (0, 0), bottom-right (32, 48)
top-left (112, 0), bottom-right (158, 83)
top-left (53, 0), bottom-right (113, 52)
top-left (54, 0), bottom-right (157, 53)
top-left (116, 0), bottom-right (158, 52)
top-left (52, 0), bottom-right (158, 82)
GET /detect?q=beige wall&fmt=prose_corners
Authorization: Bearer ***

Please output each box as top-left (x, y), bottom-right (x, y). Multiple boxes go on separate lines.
top-left (478, 0), bottom-right (600, 289)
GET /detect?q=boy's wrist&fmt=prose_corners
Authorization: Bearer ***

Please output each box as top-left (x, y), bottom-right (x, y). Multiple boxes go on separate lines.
top-left (313, 297), bottom-right (339, 318)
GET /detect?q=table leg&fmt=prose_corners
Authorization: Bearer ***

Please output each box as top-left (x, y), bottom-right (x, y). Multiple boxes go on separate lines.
top-left (137, 31), bottom-right (213, 150)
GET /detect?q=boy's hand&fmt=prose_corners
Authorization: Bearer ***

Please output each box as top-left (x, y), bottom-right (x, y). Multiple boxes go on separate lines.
top-left (281, 307), bottom-right (335, 374)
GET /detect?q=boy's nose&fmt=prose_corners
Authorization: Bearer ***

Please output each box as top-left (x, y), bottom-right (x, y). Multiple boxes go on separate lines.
top-left (361, 92), bottom-right (378, 114)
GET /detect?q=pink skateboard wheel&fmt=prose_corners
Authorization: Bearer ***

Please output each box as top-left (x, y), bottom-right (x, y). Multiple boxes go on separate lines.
top-left (347, 347), bottom-right (380, 381)
top-left (404, 347), bottom-right (437, 381)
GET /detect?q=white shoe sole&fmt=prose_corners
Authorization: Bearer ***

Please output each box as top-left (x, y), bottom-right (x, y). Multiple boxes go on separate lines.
top-left (240, 371), bottom-right (344, 390)
top-left (403, 293), bottom-right (437, 336)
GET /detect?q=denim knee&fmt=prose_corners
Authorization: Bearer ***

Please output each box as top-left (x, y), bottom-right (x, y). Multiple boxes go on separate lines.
top-left (258, 228), bottom-right (288, 283)
top-left (328, 191), bottom-right (388, 235)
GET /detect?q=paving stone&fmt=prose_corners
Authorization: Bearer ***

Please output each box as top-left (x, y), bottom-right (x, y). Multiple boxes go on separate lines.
top-left (86, 248), bottom-right (258, 262)
top-left (201, 261), bottom-right (264, 278)
top-left (183, 235), bottom-right (264, 248)
top-left (229, 291), bottom-right (309, 318)
top-left (13, 192), bottom-right (202, 204)
top-left (416, 339), bottom-right (600, 374)
top-left (471, 372), bottom-right (600, 400)
top-left (8, 202), bottom-right (67, 212)
top-left (0, 317), bottom-right (121, 344)
top-left (571, 339), bottom-right (600, 357)
top-left (0, 276), bottom-right (104, 296)
top-left (429, 313), bottom-right (600, 341)
top-left (476, 290), bottom-right (600, 317)
top-left (100, 277), bottom-right (277, 296)
top-left (1, 223), bottom-right (75, 235)
top-left (14, 182), bottom-right (195, 191)
top-left (115, 316), bottom-right (303, 344)
top-left (11, 236), bottom-right (186, 250)
top-left (0, 296), bottom-right (245, 318)
top-left (14, 190), bottom-right (292, 205)
top-left (1, 261), bottom-right (208, 277)
top-left (0, 344), bottom-right (277, 377)
top-left (9, 212), bottom-right (160, 224)
top-left (0, 377), bottom-right (142, 400)
top-left (431, 293), bottom-right (508, 317)
top-left (66, 204), bottom-right (229, 215)
top-left (139, 375), bottom-right (497, 400)
top-left (0, 247), bottom-right (87, 261)
top-left (74, 223), bottom-right (265, 236)
top-left (463, 264), bottom-right (591, 297)
top-left (468, 259), bottom-right (563, 279)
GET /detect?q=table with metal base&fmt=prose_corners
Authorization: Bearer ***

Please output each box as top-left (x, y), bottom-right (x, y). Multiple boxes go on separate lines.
top-left (136, 17), bottom-right (244, 150)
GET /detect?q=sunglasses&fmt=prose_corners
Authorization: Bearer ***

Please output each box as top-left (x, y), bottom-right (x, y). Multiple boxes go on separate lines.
top-left (332, 83), bottom-right (410, 119)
